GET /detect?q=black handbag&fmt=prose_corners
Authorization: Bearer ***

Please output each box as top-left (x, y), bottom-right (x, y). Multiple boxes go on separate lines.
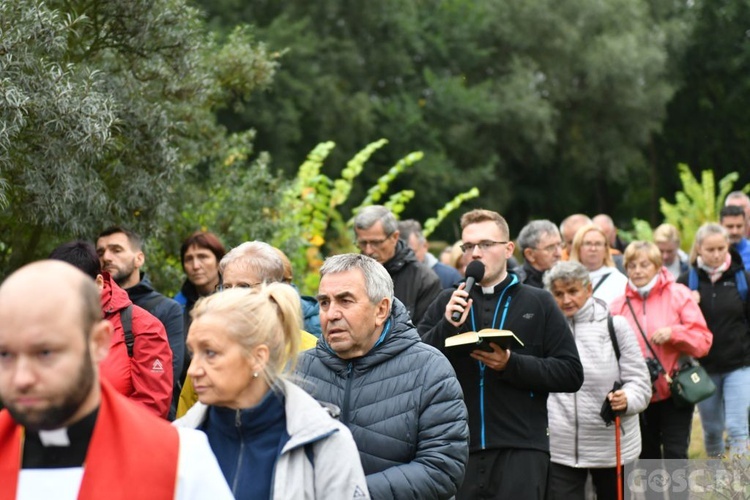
top-left (625, 298), bottom-right (716, 407)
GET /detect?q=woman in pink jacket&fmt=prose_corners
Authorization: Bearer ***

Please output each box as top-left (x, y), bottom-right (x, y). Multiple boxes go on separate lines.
top-left (610, 241), bottom-right (712, 464)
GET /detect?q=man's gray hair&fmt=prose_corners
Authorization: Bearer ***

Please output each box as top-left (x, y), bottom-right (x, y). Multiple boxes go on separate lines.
top-left (353, 205), bottom-right (399, 235)
top-left (397, 219), bottom-right (425, 244)
top-left (543, 261), bottom-right (591, 290)
top-left (725, 191), bottom-right (750, 205)
top-left (517, 220), bottom-right (559, 251)
top-left (219, 241), bottom-right (285, 282)
top-left (320, 254), bottom-right (394, 304)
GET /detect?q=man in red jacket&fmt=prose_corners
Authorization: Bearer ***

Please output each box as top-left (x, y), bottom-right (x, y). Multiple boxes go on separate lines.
top-left (50, 241), bottom-right (172, 418)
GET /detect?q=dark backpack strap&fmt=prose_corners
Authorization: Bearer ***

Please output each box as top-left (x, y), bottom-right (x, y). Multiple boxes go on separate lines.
top-left (736, 269), bottom-right (748, 302)
top-left (121, 305), bottom-right (134, 358)
top-left (607, 314), bottom-right (620, 361)
top-left (688, 267), bottom-right (698, 291)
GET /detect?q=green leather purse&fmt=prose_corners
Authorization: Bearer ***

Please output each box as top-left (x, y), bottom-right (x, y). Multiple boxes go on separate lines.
top-left (668, 359), bottom-right (717, 408)
top-left (625, 298), bottom-right (717, 408)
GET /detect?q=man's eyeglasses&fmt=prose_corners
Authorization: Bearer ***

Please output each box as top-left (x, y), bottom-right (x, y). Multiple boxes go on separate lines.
top-left (356, 236), bottom-right (391, 250)
top-left (215, 282), bottom-right (262, 292)
top-left (460, 240), bottom-right (508, 253)
top-left (535, 242), bottom-right (563, 253)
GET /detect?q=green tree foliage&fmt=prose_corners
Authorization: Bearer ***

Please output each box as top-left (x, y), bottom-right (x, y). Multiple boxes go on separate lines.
top-left (0, 0), bottom-right (278, 275)
top-left (146, 130), bottom-right (288, 295)
top-left (652, 0), bottom-right (750, 202)
top-left (192, 0), bottom-right (688, 236)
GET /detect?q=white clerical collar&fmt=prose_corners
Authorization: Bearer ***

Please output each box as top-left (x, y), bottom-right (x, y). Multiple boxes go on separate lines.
top-left (482, 279), bottom-right (505, 294)
top-left (481, 274), bottom-right (507, 294)
top-left (38, 428), bottom-right (71, 447)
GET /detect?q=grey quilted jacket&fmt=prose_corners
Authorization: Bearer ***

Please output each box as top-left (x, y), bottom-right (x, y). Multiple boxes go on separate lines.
top-left (296, 299), bottom-right (469, 500)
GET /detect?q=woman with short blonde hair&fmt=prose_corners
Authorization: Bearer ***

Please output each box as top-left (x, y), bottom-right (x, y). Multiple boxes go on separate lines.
top-left (569, 224), bottom-right (628, 305)
top-left (611, 241), bottom-right (712, 467)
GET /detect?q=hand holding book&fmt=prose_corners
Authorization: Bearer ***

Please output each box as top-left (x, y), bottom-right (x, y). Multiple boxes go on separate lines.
top-left (444, 329), bottom-right (524, 357)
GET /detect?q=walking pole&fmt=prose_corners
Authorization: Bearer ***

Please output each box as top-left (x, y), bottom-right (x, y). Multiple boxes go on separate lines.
top-left (615, 415), bottom-right (623, 500)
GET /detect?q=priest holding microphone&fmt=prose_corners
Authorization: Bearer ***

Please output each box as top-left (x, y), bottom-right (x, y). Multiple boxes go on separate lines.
top-left (419, 209), bottom-right (583, 500)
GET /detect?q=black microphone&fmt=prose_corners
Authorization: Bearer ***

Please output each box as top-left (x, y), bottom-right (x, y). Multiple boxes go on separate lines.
top-left (451, 260), bottom-right (485, 322)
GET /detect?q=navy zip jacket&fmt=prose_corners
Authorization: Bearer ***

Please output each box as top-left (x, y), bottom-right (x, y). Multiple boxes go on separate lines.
top-left (201, 392), bottom-right (289, 500)
top-left (296, 298), bottom-right (469, 500)
top-left (418, 273), bottom-right (583, 453)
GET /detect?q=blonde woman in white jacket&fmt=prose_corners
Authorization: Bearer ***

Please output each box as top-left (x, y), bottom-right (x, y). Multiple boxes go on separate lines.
top-left (174, 285), bottom-right (368, 500)
top-left (544, 261), bottom-right (651, 500)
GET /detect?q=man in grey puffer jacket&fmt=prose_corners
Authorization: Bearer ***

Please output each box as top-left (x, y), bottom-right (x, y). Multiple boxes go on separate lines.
top-left (296, 254), bottom-right (469, 500)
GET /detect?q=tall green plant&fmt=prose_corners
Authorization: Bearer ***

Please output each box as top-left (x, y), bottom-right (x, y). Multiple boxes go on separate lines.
top-left (278, 139), bottom-right (420, 294)
top-left (660, 164), bottom-right (747, 250)
top-left (631, 164), bottom-right (749, 251)
top-left (279, 139), bottom-right (480, 294)
top-left (423, 188), bottom-right (480, 238)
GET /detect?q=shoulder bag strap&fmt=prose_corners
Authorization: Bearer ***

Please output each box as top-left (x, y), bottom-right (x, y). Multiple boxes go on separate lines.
top-left (625, 297), bottom-right (667, 375)
top-left (593, 272), bottom-right (611, 293)
top-left (607, 314), bottom-right (620, 361)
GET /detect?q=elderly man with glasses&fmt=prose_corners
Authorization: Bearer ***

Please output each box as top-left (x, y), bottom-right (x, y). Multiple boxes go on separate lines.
top-left (516, 220), bottom-right (564, 288)
top-left (419, 209), bottom-right (583, 500)
top-left (176, 241), bottom-right (317, 417)
top-left (353, 205), bottom-right (441, 325)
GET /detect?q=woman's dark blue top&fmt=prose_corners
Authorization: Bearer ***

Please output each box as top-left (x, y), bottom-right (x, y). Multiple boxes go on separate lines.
top-left (201, 391), bottom-right (289, 500)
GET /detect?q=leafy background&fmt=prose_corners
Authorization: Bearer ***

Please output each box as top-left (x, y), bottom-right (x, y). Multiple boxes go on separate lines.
top-left (1, 0), bottom-right (750, 293)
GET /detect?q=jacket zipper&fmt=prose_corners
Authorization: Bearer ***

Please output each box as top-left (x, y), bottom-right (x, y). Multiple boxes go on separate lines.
top-left (574, 393), bottom-right (579, 466)
top-left (571, 319), bottom-right (579, 465)
top-left (342, 362), bottom-right (354, 426)
top-left (478, 283), bottom-right (514, 450)
top-left (232, 409), bottom-right (244, 495)
top-left (479, 363), bottom-right (486, 449)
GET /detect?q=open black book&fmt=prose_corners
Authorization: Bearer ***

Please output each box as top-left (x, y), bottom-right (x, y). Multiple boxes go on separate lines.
top-left (445, 329), bottom-right (524, 356)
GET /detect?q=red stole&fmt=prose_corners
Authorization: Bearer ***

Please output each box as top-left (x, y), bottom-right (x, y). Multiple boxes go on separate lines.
top-left (0, 379), bottom-right (179, 500)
